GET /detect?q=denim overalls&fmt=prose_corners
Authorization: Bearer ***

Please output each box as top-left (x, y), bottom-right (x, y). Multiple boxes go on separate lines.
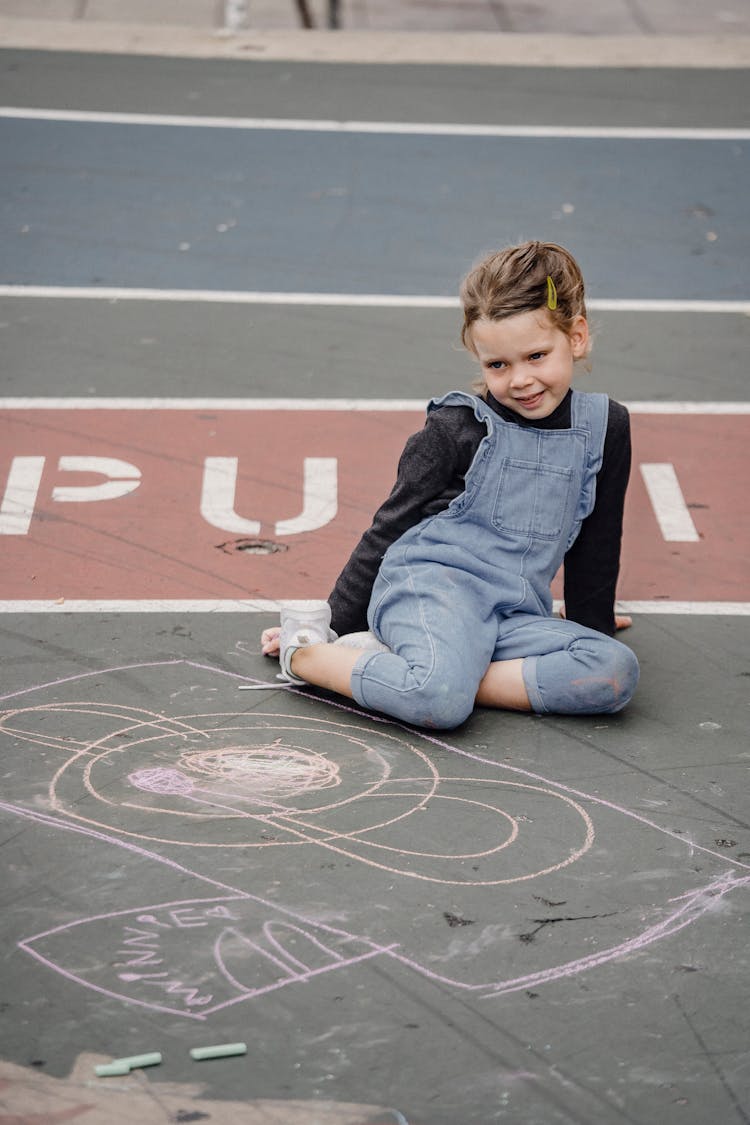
top-left (350, 390), bottom-right (639, 728)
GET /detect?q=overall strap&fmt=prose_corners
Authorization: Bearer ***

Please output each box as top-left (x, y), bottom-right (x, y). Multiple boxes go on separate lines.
top-left (428, 391), bottom-right (496, 431)
top-left (570, 390), bottom-right (609, 465)
top-left (569, 390), bottom-right (610, 527)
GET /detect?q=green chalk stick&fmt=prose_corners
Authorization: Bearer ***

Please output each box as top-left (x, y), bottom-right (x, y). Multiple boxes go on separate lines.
top-left (94, 1061), bottom-right (131, 1077)
top-left (114, 1052), bottom-right (162, 1070)
top-left (190, 1042), bottom-right (247, 1061)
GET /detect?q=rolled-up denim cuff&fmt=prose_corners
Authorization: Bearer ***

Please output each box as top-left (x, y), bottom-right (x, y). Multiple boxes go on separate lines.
top-left (521, 655), bottom-right (547, 713)
top-left (350, 650), bottom-right (380, 709)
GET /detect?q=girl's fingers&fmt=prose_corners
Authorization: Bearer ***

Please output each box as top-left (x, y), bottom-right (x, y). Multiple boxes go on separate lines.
top-left (564, 602), bottom-right (632, 631)
top-left (261, 626), bottom-right (281, 655)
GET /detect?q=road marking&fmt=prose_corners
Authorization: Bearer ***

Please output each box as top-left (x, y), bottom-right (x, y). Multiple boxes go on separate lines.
top-left (51, 456), bottom-right (141, 504)
top-left (0, 285), bottom-right (456, 309)
top-left (639, 463), bottom-right (700, 542)
top-left (2, 407), bottom-right (746, 606)
top-left (1, 455), bottom-right (143, 533)
top-left (0, 600), bottom-right (747, 615)
top-left (200, 456), bottom-right (337, 537)
top-left (200, 458), bottom-right (260, 537)
top-left (274, 458), bottom-right (337, 536)
top-left (0, 286), bottom-right (748, 315)
top-left (619, 403), bottom-right (750, 414)
top-left (2, 107), bottom-right (749, 141)
top-left (0, 398), bottom-right (747, 414)
top-left (615, 602), bottom-right (750, 615)
top-left (0, 456), bottom-right (44, 535)
top-left (0, 447), bottom-right (710, 547)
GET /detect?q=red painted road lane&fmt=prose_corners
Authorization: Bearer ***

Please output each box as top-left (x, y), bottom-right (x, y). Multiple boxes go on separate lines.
top-left (620, 414), bottom-right (747, 603)
top-left (0, 409), bottom-right (747, 602)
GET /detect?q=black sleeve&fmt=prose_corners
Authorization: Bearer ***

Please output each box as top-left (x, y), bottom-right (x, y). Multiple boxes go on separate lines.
top-left (328, 409), bottom-right (476, 636)
top-left (563, 400), bottom-right (631, 637)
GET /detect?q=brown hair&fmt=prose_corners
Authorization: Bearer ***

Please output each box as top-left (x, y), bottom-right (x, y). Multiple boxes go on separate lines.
top-left (460, 241), bottom-right (587, 351)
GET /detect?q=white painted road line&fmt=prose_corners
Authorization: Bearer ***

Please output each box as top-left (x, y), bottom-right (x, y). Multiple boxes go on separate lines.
top-left (640, 463), bottom-right (701, 542)
top-left (0, 398), bottom-right (748, 414)
top-left (0, 600), bottom-right (747, 614)
top-left (2, 107), bottom-right (750, 141)
top-left (0, 287), bottom-right (461, 309)
top-left (0, 286), bottom-right (748, 316)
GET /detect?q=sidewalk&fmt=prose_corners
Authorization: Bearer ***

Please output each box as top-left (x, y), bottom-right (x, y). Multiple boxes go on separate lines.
top-left (2, 0), bottom-right (750, 34)
top-left (1, 0), bottom-right (750, 64)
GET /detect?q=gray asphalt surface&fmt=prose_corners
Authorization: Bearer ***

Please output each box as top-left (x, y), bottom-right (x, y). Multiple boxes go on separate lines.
top-left (2, 301), bottom-right (748, 402)
top-left (1, 51), bottom-right (748, 126)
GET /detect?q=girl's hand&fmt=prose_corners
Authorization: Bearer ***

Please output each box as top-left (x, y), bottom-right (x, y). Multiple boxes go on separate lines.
top-left (559, 604), bottom-right (633, 632)
top-left (261, 625), bottom-right (281, 657)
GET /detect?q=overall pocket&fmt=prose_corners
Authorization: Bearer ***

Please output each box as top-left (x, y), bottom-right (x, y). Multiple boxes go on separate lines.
top-left (492, 458), bottom-right (573, 541)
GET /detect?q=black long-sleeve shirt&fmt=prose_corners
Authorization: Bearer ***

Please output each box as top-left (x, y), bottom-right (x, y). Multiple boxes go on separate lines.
top-left (328, 389), bottom-right (631, 638)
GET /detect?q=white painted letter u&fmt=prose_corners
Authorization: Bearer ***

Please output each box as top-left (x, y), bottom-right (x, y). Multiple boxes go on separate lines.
top-left (200, 457), bottom-right (337, 537)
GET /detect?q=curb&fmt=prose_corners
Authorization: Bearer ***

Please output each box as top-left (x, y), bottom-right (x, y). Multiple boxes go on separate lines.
top-left (1, 19), bottom-right (750, 66)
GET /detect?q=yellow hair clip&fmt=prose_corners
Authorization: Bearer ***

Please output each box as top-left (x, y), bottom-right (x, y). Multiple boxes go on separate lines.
top-left (546, 275), bottom-right (558, 310)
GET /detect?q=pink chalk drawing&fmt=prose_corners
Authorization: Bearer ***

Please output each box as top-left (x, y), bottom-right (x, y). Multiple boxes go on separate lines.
top-left (1, 659), bottom-right (748, 1017)
top-left (16, 891), bottom-right (396, 1018)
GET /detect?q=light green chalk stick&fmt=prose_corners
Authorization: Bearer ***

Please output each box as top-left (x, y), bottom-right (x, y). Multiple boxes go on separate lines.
top-left (190, 1042), bottom-right (247, 1061)
top-left (115, 1052), bottom-right (162, 1069)
top-left (95, 1051), bottom-right (162, 1076)
top-left (94, 1061), bottom-right (132, 1077)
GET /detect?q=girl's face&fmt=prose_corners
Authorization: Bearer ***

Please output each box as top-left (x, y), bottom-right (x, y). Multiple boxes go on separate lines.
top-left (469, 309), bottom-right (589, 420)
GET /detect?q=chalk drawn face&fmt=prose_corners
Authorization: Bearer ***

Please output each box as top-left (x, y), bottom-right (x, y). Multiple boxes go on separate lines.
top-left (2, 660), bottom-right (748, 1019)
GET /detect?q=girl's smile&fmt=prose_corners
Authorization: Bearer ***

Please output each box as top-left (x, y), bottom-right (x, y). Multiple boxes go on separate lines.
top-left (469, 309), bottom-right (589, 420)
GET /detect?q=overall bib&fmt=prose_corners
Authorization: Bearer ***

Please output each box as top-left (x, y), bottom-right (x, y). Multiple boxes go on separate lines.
top-left (350, 390), bottom-right (639, 727)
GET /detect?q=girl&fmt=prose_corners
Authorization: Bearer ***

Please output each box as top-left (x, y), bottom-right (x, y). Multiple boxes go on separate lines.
top-left (261, 241), bottom-right (639, 729)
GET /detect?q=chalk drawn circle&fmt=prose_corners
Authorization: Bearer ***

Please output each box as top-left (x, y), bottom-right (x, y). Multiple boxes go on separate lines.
top-left (84, 723), bottom-right (398, 821)
top-left (179, 743), bottom-right (341, 801)
top-left (128, 767), bottom-right (194, 796)
top-left (48, 710), bottom-right (593, 884)
top-left (52, 714), bottom-right (439, 845)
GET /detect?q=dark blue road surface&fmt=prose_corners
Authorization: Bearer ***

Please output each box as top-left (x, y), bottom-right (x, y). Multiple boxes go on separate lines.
top-left (2, 117), bottom-right (747, 298)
